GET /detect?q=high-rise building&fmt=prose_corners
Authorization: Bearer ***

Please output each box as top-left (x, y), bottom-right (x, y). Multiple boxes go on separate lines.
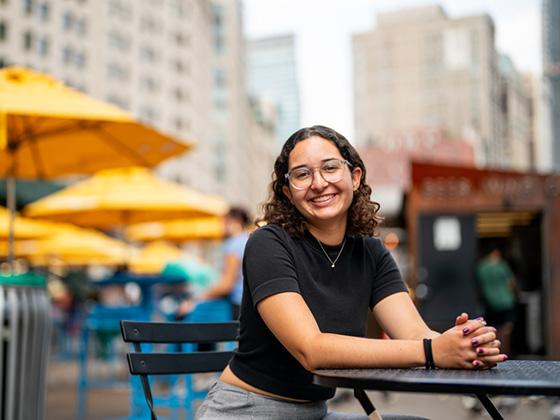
top-left (353, 5), bottom-right (533, 170)
top-left (543, 0), bottom-right (560, 171)
top-left (497, 54), bottom-right (533, 171)
top-left (247, 34), bottom-right (301, 147)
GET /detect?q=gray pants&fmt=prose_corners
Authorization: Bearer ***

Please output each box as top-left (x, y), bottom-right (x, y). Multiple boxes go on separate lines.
top-left (196, 380), bottom-right (429, 420)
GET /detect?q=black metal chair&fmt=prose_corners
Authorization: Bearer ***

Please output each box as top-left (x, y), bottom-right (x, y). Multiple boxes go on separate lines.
top-left (121, 320), bottom-right (239, 420)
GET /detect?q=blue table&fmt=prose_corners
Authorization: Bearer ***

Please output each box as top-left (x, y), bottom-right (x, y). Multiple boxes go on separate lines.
top-left (93, 272), bottom-right (187, 317)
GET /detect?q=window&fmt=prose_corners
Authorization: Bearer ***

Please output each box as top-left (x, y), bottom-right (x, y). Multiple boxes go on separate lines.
top-left (172, 59), bottom-right (189, 75)
top-left (0, 21), bottom-right (7, 42)
top-left (108, 0), bottom-right (132, 20)
top-left (139, 106), bottom-right (158, 124)
top-left (22, 0), bottom-right (33, 15)
top-left (140, 46), bottom-right (157, 62)
top-left (62, 11), bottom-right (73, 31)
top-left (140, 15), bottom-right (161, 33)
top-left (173, 117), bottom-right (183, 131)
top-left (174, 32), bottom-right (189, 46)
top-left (37, 37), bottom-right (49, 56)
top-left (62, 45), bottom-right (74, 64)
top-left (172, 88), bottom-right (189, 102)
top-left (38, 3), bottom-right (49, 21)
top-left (212, 4), bottom-right (225, 53)
top-left (23, 30), bottom-right (33, 50)
top-left (433, 217), bottom-right (462, 251)
top-left (214, 69), bottom-right (226, 88)
top-left (173, 60), bottom-right (184, 73)
top-left (107, 31), bottom-right (130, 51)
top-left (107, 62), bottom-right (129, 81)
top-left (140, 76), bottom-right (158, 92)
top-left (75, 51), bottom-right (86, 68)
top-left (106, 94), bottom-right (129, 110)
top-left (213, 97), bottom-right (227, 110)
top-left (75, 18), bottom-right (87, 35)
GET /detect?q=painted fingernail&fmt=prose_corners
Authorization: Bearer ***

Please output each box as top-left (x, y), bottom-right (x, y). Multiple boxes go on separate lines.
top-left (477, 348), bottom-right (484, 355)
top-left (471, 338), bottom-right (479, 345)
top-left (473, 360), bottom-right (481, 367)
top-left (503, 355), bottom-right (508, 361)
top-left (475, 317), bottom-right (484, 321)
top-left (481, 320), bottom-right (487, 326)
top-left (463, 327), bottom-right (470, 335)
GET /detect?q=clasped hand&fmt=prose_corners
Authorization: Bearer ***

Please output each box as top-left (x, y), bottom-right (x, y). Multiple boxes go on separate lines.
top-left (432, 313), bottom-right (507, 369)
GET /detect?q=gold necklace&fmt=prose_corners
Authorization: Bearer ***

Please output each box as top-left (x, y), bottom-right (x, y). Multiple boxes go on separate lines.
top-left (316, 238), bottom-right (346, 268)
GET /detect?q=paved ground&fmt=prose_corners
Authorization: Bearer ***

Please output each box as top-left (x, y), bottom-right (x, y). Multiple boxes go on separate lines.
top-left (46, 359), bottom-right (555, 419)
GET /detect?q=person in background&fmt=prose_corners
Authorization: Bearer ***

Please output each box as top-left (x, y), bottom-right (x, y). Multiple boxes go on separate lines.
top-left (177, 206), bottom-right (251, 319)
top-left (195, 125), bottom-right (506, 420)
top-left (477, 244), bottom-right (517, 356)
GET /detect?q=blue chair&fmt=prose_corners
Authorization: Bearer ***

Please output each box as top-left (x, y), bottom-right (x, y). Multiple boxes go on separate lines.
top-left (121, 316), bottom-right (239, 420)
top-left (125, 299), bottom-right (233, 420)
top-left (182, 299), bottom-right (233, 418)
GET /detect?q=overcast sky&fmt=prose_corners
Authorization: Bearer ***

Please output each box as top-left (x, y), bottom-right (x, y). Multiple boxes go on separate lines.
top-left (243, 0), bottom-right (541, 140)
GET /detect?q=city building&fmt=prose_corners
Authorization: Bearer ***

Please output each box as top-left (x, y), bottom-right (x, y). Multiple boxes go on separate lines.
top-left (543, 0), bottom-right (560, 171)
top-left (247, 34), bottom-right (301, 148)
top-left (0, 0), bottom-right (274, 212)
top-left (353, 5), bottom-right (533, 170)
top-left (246, 97), bottom-right (277, 212)
top-left (497, 54), bottom-right (533, 171)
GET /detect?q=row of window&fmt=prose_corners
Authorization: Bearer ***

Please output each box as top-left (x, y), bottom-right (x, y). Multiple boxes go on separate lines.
top-left (62, 45), bottom-right (87, 68)
top-left (108, 0), bottom-right (191, 21)
top-left (62, 11), bottom-right (87, 35)
top-left (107, 30), bottom-right (191, 53)
top-left (2, 27), bottom-right (191, 75)
top-left (104, 92), bottom-right (191, 132)
top-left (137, 107), bottom-right (191, 132)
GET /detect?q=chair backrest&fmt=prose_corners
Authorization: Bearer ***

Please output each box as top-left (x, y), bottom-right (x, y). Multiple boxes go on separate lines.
top-left (121, 320), bottom-right (239, 420)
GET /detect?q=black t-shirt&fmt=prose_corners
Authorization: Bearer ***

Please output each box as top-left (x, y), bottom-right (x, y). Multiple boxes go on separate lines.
top-left (229, 224), bottom-right (407, 401)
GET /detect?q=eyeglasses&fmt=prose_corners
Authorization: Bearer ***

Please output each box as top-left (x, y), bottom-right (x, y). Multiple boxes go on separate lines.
top-left (285, 159), bottom-right (352, 190)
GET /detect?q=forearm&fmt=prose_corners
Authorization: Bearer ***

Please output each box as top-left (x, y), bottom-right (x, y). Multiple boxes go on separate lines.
top-left (303, 332), bottom-right (425, 371)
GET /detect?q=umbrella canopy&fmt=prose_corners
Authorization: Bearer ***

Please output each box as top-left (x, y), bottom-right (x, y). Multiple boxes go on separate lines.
top-left (0, 225), bottom-right (129, 266)
top-left (0, 206), bottom-right (52, 239)
top-left (125, 216), bottom-right (225, 243)
top-left (24, 167), bottom-right (229, 228)
top-left (129, 241), bottom-right (184, 275)
top-left (0, 67), bottom-right (190, 178)
top-left (0, 179), bottom-right (65, 210)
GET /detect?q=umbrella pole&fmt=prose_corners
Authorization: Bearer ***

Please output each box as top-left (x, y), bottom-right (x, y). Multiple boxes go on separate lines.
top-left (7, 174), bottom-right (16, 273)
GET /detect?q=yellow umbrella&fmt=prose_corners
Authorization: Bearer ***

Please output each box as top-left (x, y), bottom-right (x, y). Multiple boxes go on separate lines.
top-left (0, 225), bottom-right (129, 266)
top-left (0, 67), bottom-right (190, 266)
top-left (24, 167), bottom-right (229, 229)
top-left (0, 206), bottom-right (52, 239)
top-left (126, 217), bottom-right (225, 243)
top-left (129, 241), bottom-right (184, 275)
top-left (0, 67), bottom-right (190, 178)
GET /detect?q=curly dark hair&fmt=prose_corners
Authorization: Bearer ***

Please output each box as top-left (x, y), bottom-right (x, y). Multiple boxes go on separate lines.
top-left (258, 125), bottom-right (382, 237)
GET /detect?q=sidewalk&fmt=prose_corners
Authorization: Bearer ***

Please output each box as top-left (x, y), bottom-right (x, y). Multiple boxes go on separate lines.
top-left (47, 359), bottom-right (554, 419)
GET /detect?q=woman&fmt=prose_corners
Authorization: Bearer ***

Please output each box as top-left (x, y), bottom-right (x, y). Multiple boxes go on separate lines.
top-left (197, 126), bottom-right (506, 419)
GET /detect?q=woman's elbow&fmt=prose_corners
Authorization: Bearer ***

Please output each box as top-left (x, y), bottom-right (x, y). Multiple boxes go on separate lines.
top-left (295, 334), bottom-right (323, 371)
top-left (298, 352), bottom-right (319, 371)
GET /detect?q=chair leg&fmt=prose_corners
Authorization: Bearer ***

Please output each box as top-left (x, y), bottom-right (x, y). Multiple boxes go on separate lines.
top-left (76, 327), bottom-right (89, 419)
